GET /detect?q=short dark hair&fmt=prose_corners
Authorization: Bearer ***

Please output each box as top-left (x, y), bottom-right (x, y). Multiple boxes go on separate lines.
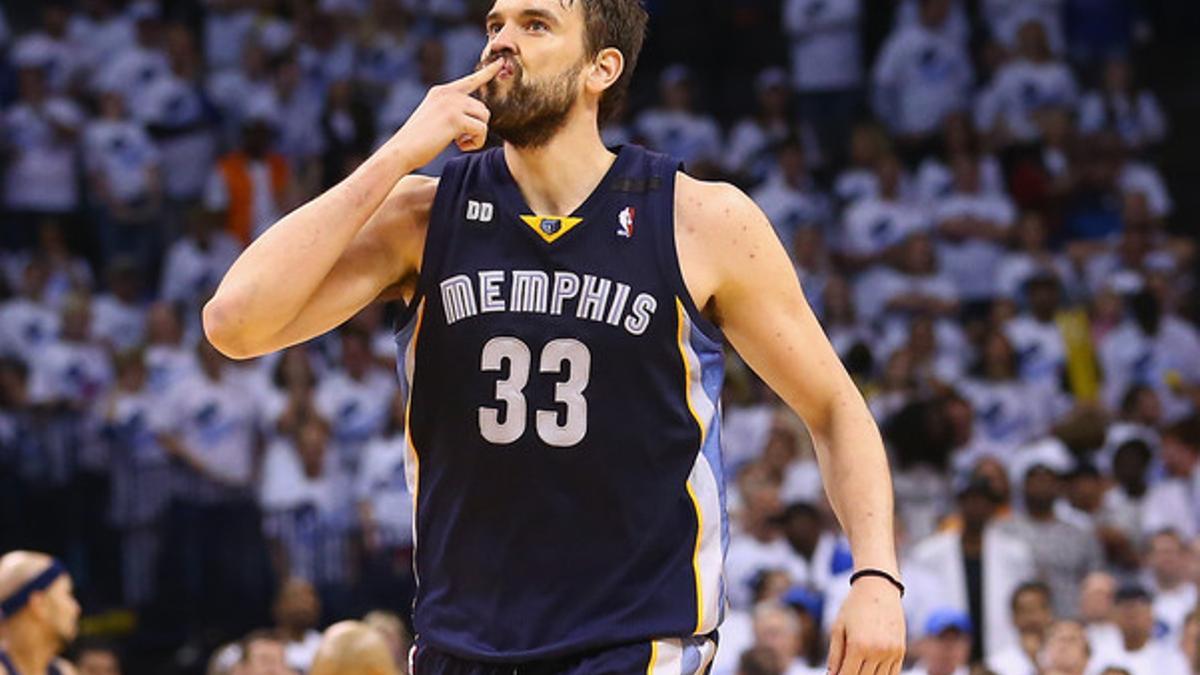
top-left (574, 0), bottom-right (648, 123)
top-left (1164, 415), bottom-right (1200, 450)
top-left (1011, 580), bottom-right (1052, 611)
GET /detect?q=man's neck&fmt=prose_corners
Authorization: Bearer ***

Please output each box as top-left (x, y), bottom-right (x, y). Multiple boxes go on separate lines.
top-left (1123, 632), bottom-right (1149, 652)
top-left (5, 622), bottom-right (57, 675)
top-left (503, 120), bottom-right (616, 217)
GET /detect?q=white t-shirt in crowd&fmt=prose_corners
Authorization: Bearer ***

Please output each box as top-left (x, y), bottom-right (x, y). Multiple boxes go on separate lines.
top-left (1153, 582), bottom-right (1198, 646)
top-left (982, 0), bottom-right (1066, 53)
top-left (751, 172), bottom-right (833, 245)
top-left (634, 108), bottom-right (724, 167)
top-left (853, 267), bottom-right (957, 326)
top-left (840, 197), bottom-right (930, 258)
top-left (90, 294), bottom-right (146, 351)
top-left (1088, 636), bottom-right (1189, 675)
top-left (1099, 318), bottom-right (1200, 422)
top-left (314, 368), bottom-right (396, 452)
top-left (976, 59), bottom-right (1078, 142)
top-left (96, 45), bottom-right (172, 107)
top-left (915, 156), bottom-right (1006, 205)
top-left (12, 33), bottom-right (80, 93)
top-left (83, 118), bottom-right (161, 206)
top-left (355, 434), bottom-right (413, 548)
top-left (1004, 315), bottom-right (1066, 389)
top-left (155, 369), bottom-right (259, 488)
top-left (934, 191), bottom-right (1016, 300)
top-left (203, 6), bottom-right (256, 73)
top-left (28, 339), bottom-right (115, 408)
top-left (957, 378), bottom-right (1047, 447)
top-left (144, 343), bottom-right (198, 397)
top-left (783, 0), bottom-right (863, 91)
top-left (724, 534), bottom-right (804, 610)
top-left (1119, 162), bottom-right (1173, 219)
top-left (132, 75), bottom-right (217, 200)
top-left (159, 233), bottom-right (243, 308)
top-left (67, 12), bottom-right (135, 76)
top-left (0, 297), bottom-right (60, 362)
top-left (994, 252), bottom-right (1077, 301)
top-left (1079, 90), bottom-right (1168, 148)
top-left (2, 98), bottom-right (85, 212)
top-left (872, 22), bottom-right (974, 136)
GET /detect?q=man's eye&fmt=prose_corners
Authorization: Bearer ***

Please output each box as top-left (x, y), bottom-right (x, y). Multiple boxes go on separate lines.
top-left (528, 20), bottom-right (548, 32)
top-left (487, 24), bottom-right (502, 36)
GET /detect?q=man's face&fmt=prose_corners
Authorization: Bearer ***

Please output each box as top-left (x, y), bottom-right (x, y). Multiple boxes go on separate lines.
top-left (753, 609), bottom-right (801, 666)
top-left (275, 579), bottom-right (319, 631)
top-left (1148, 534), bottom-right (1189, 585)
top-left (1040, 622), bottom-right (1089, 673)
top-left (919, 631), bottom-right (970, 675)
top-left (78, 650), bottom-right (121, 675)
top-left (479, 0), bottom-right (590, 147)
top-left (1013, 589), bottom-right (1054, 635)
top-left (1113, 599), bottom-right (1153, 641)
top-left (41, 575), bottom-right (81, 645)
top-left (1023, 467), bottom-right (1060, 511)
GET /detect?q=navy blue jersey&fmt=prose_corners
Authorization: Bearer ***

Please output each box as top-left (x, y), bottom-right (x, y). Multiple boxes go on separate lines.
top-left (395, 144), bottom-right (728, 661)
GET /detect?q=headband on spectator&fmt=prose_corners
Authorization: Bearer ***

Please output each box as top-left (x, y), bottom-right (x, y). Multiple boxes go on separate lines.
top-left (0, 560), bottom-right (66, 620)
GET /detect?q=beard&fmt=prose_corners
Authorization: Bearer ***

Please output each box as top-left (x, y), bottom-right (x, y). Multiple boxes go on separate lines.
top-left (478, 56), bottom-right (583, 148)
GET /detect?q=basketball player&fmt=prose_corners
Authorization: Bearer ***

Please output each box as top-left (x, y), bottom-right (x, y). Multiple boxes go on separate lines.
top-left (205, 0), bottom-right (906, 672)
top-left (0, 551), bottom-right (80, 675)
top-left (309, 622), bottom-right (400, 675)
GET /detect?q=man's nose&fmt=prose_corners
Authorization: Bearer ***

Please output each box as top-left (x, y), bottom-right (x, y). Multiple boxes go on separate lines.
top-left (486, 23), bottom-right (518, 58)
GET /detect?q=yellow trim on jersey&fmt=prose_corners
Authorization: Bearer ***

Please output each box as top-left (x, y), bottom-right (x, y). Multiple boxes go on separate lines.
top-left (675, 298), bottom-right (706, 635)
top-left (403, 304), bottom-right (426, 574)
top-left (519, 214), bottom-right (583, 243)
top-left (645, 640), bottom-right (659, 675)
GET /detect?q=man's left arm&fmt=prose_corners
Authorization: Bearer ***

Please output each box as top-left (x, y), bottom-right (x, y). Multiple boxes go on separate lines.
top-left (677, 176), bottom-right (905, 675)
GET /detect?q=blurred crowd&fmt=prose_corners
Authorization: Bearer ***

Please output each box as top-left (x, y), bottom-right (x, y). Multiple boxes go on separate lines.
top-left (0, 0), bottom-right (1197, 674)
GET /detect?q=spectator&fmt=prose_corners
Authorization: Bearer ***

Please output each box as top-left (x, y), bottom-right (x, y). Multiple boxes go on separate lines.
top-left (976, 20), bottom-right (1078, 147)
top-left (749, 602), bottom-right (822, 675)
top-left (726, 463), bottom-right (794, 611)
top-left (0, 257), bottom-right (59, 362)
top-left (1001, 458), bottom-right (1103, 618)
top-left (1142, 417), bottom-right (1200, 541)
top-left (634, 64), bottom-right (723, 173)
top-left (909, 477), bottom-right (1034, 660)
top-left (74, 640), bottom-right (122, 675)
top-left (356, 393), bottom-right (415, 612)
top-left (1079, 56), bottom-right (1167, 150)
top-left (142, 301), bottom-right (197, 396)
top-left (1090, 584), bottom-right (1189, 675)
top-left (11, 4), bottom-right (81, 96)
top-left (726, 69), bottom-right (800, 185)
top-left (314, 325), bottom-right (396, 475)
top-left (271, 578), bottom-right (324, 674)
top-left (905, 609), bottom-right (973, 675)
top-left (1146, 530), bottom-right (1198, 644)
top-left (93, 2), bottom-right (170, 109)
top-left (782, 0), bottom-right (862, 157)
top-left (1099, 294), bottom-right (1200, 424)
top-left (872, 0), bottom-right (974, 141)
top-left (958, 331), bottom-right (1047, 447)
top-left (205, 105), bottom-right (293, 246)
top-left (236, 630), bottom-right (298, 675)
top-left (1036, 619), bottom-right (1090, 675)
top-left (752, 139), bottom-right (832, 247)
top-left (1003, 273), bottom-right (1068, 398)
top-left (840, 155), bottom-right (928, 272)
top-left (27, 294), bottom-right (112, 412)
top-left (981, 0), bottom-right (1066, 56)
top-left (995, 213), bottom-right (1077, 306)
top-left (310, 620), bottom-right (401, 675)
top-left (933, 152), bottom-right (1018, 303)
top-left (91, 258), bottom-right (147, 352)
top-left (159, 209), bottom-right (241, 325)
top-left (986, 582), bottom-right (1054, 674)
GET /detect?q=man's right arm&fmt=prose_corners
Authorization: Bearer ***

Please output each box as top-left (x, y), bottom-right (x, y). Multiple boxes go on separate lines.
top-left (203, 60), bottom-right (502, 359)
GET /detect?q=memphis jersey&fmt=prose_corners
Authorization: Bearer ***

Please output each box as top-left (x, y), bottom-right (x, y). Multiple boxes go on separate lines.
top-left (394, 144), bottom-right (728, 660)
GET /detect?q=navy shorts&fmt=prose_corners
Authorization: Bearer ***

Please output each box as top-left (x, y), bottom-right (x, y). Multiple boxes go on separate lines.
top-left (411, 635), bottom-right (718, 675)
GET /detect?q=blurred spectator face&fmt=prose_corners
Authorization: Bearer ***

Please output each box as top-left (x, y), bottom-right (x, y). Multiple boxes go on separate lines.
top-left (736, 645), bottom-right (784, 675)
top-left (1015, 213), bottom-right (1047, 252)
top-left (1013, 586), bottom-right (1055, 635)
top-left (77, 649), bottom-right (121, 675)
top-left (1078, 572), bottom-right (1116, 624)
top-left (876, 155), bottom-right (903, 199)
top-left (1039, 621), bottom-right (1089, 674)
top-left (752, 570), bottom-right (792, 605)
top-left (951, 155), bottom-right (980, 194)
top-left (276, 348), bottom-right (316, 396)
top-left (1066, 469), bottom-right (1104, 515)
top-left (959, 488), bottom-right (997, 532)
top-left (1148, 531), bottom-right (1190, 587)
top-left (274, 578), bottom-right (320, 634)
top-left (973, 457), bottom-right (1011, 503)
top-left (167, 23), bottom-right (199, 73)
top-left (760, 83), bottom-right (789, 118)
top-left (791, 226), bottom-right (822, 268)
top-left (1039, 108), bottom-right (1073, 146)
top-left (275, 58), bottom-right (302, 95)
top-left (21, 258), bottom-right (50, 298)
top-left (1022, 466), bottom-right (1060, 514)
top-left (981, 332), bottom-right (1017, 381)
top-left (98, 91), bottom-right (126, 120)
top-left (738, 463), bottom-right (783, 525)
top-left (1162, 433), bottom-right (1198, 478)
top-left (781, 505), bottom-right (822, 557)
top-left (60, 296), bottom-right (92, 343)
top-left (115, 353), bottom-right (148, 392)
top-left (943, 395), bottom-right (974, 445)
top-left (882, 349), bottom-right (916, 391)
top-left (341, 333), bottom-right (372, 378)
top-left (1112, 441), bottom-right (1151, 492)
top-left (297, 419), bottom-right (330, 479)
top-left (1121, 193), bottom-right (1153, 230)
top-left (242, 121), bottom-right (275, 158)
top-left (820, 276), bottom-right (854, 324)
top-left (918, 629), bottom-right (970, 675)
top-left (848, 124), bottom-right (883, 167)
top-left (1104, 58), bottom-right (1132, 94)
top-left (1113, 596), bottom-right (1154, 644)
top-left (1016, 20), bottom-right (1051, 61)
top-left (1027, 278), bottom-right (1061, 320)
top-left (1182, 612), bottom-right (1200, 666)
top-left (901, 234), bottom-right (936, 275)
top-left (18, 67), bottom-right (47, 104)
top-left (417, 38), bottom-right (446, 84)
top-left (197, 339), bottom-right (231, 379)
top-left (779, 144), bottom-right (807, 185)
top-left (919, 0), bottom-right (952, 28)
top-left (240, 637), bottom-right (292, 675)
top-left (941, 113), bottom-right (975, 156)
top-left (752, 605), bottom-right (802, 667)
top-left (146, 303), bottom-right (183, 345)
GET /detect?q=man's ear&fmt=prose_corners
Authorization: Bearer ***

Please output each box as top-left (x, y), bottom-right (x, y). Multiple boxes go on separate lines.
top-left (586, 47), bottom-right (624, 98)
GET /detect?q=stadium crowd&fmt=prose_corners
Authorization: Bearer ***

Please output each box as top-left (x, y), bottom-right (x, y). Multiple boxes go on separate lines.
top-left (0, 0), bottom-right (1198, 673)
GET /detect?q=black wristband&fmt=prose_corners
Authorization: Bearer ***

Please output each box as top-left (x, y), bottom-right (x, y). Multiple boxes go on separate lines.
top-left (849, 568), bottom-right (905, 597)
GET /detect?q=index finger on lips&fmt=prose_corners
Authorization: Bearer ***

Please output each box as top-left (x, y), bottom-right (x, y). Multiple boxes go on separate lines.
top-left (450, 59), bottom-right (504, 93)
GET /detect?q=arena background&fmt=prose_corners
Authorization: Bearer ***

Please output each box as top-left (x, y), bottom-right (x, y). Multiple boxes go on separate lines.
top-left (2, 0), bottom-right (1200, 674)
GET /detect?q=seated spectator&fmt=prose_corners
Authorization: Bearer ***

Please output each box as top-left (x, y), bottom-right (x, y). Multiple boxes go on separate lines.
top-left (634, 64), bottom-right (723, 174)
top-left (1001, 454), bottom-right (1102, 618)
top-left (1079, 56), bottom-right (1167, 150)
top-left (840, 155), bottom-right (929, 272)
top-left (91, 258), bottom-right (147, 352)
top-left (726, 463), bottom-right (795, 610)
top-left (235, 630), bottom-right (299, 675)
top-left (1037, 619), bottom-right (1091, 675)
top-left (904, 609), bottom-right (973, 675)
top-left (205, 105), bottom-right (294, 246)
top-left (995, 213), bottom-right (1078, 304)
top-left (1003, 273), bottom-right (1069, 402)
top-left (958, 331), bottom-right (1047, 447)
top-left (314, 325), bottom-right (396, 474)
top-left (0, 257), bottom-right (60, 363)
top-left (783, 0), bottom-right (863, 160)
top-left (834, 122), bottom-right (890, 207)
top-left (976, 20), bottom-right (1078, 147)
top-left (73, 639), bottom-right (123, 675)
top-left (855, 233), bottom-right (957, 329)
top-left (981, 0), bottom-right (1066, 55)
top-left (872, 0), bottom-right (974, 142)
top-left (1090, 584), bottom-right (1189, 675)
top-left (986, 582), bottom-right (1055, 675)
top-left (726, 69), bottom-right (802, 185)
top-left (272, 578), bottom-right (323, 673)
top-left (28, 294), bottom-right (113, 413)
top-left (750, 602), bottom-right (823, 675)
top-left (908, 476), bottom-right (1034, 661)
top-left (752, 139), bottom-right (832, 247)
top-left (1141, 418), bottom-right (1200, 540)
top-left (933, 152), bottom-right (1018, 303)
top-left (914, 114), bottom-right (1006, 205)
top-left (159, 209), bottom-right (241, 325)
top-left (1099, 293), bottom-right (1200, 422)
top-left (1146, 530), bottom-right (1198, 644)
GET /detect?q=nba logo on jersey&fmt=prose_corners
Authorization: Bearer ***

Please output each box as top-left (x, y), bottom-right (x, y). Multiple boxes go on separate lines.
top-left (617, 206), bottom-right (635, 238)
